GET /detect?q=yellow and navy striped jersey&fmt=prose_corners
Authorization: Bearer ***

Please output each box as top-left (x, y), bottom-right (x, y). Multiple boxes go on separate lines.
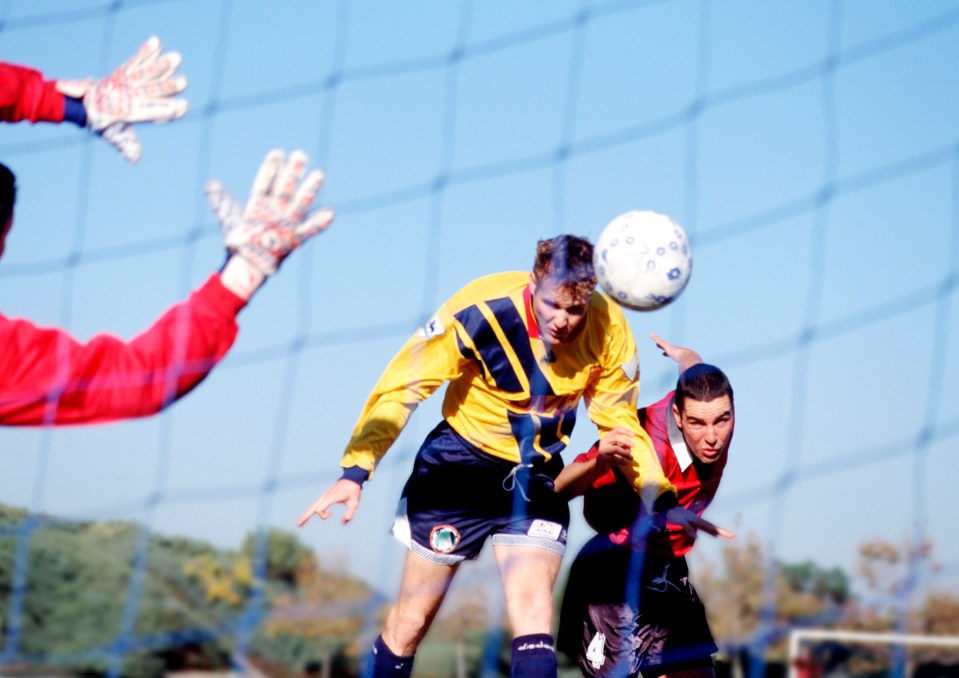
top-left (340, 271), bottom-right (676, 509)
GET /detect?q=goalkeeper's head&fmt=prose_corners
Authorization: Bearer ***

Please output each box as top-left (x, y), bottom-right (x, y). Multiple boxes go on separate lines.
top-left (0, 163), bottom-right (16, 259)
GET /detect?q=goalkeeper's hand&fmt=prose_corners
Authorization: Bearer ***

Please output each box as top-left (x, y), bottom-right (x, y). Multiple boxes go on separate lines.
top-left (55, 36), bottom-right (188, 163)
top-left (206, 148), bottom-right (335, 300)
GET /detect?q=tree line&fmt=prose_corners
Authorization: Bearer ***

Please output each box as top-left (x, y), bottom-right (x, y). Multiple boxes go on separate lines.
top-left (2, 503), bottom-right (958, 677)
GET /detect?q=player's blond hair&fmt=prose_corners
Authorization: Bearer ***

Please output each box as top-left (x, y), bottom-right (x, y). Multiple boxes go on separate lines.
top-left (532, 235), bottom-right (597, 300)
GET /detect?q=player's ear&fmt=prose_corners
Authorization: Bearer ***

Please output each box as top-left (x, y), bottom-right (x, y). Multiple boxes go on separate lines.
top-left (528, 272), bottom-right (538, 295)
top-left (672, 401), bottom-right (682, 429)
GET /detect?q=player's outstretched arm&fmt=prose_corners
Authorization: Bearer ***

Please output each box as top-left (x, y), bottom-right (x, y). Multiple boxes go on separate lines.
top-left (55, 36), bottom-right (188, 163)
top-left (207, 148), bottom-right (335, 301)
top-left (297, 479), bottom-right (362, 527)
top-left (651, 333), bottom-right (703, 374)
top-left (665, 505), bottom-right (734, 540)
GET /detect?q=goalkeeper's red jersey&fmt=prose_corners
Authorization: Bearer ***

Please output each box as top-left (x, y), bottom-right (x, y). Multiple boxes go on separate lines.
top-left (0, 275), bottom-right (244, 425)
top-left (575, 390), bottom-right (729, 558)
top-left (0, 63), bottom-right (66, 124)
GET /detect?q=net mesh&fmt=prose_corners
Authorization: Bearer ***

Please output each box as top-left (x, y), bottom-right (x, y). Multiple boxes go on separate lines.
top-left (1, 1), bottom-right (958, 676)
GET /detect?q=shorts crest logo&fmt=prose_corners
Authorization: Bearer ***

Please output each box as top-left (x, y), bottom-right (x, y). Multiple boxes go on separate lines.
top-left (429, 525), bottom-right (461, 554)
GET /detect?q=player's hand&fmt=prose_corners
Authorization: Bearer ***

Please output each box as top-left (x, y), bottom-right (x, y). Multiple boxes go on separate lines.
top-left (595, 426), bottom-right (634, 473)
top-left (207, 148), bottom-right (335, 275)
top-left (651, 333), bottom-right (703, 374)
top-left (56, 36), bottom-right (188, 163)
top-left (297, 479), bottom-right (362, 526)
top-left (665, 505), bottom-right (734, 540)
top-left (207, 149), bottom-right (335, 300)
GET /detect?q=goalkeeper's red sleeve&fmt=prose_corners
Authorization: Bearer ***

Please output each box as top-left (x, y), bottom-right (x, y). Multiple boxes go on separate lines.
top-left (0, 63), bottom-right (66, 124)
top-left (0, 275), bottom-right (245, 426)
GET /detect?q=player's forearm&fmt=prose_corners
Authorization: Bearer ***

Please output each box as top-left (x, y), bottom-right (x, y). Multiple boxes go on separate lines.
top-left (554, 457), bottom-right (604, 498)
top-left (619, 428), bottom-right (677, 512)
top-left (0, 275), bottom-right (241, 426)
top-left (339, 398), bottom-right (418, 479)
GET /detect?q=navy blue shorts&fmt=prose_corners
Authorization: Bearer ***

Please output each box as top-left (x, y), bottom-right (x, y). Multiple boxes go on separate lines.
top-left (557, 534), bottom-right (717, 677)
top-left (391, 421), bottom-right (570, 565)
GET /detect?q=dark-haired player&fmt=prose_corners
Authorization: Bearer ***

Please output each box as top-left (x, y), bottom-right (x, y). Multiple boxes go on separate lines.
top-left (557, 334), bottom-right (734, 678)
top-left (298, 239), bottom-right (715, 678)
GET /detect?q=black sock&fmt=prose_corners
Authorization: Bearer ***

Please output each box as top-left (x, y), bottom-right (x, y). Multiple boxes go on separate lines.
top-left (510, 633), bottom-right (557, 678)
top-left (364, 634), bottom-right (415, 678)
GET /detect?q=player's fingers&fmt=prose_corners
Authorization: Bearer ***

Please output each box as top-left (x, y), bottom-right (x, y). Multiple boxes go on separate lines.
top-left (153, 52), bottom-right (184, 84)
top-left (205, 181), bottom-right (243, 227)
top-left (126, 97), bottom-right (188, 124)
top-left (122, 36), bottom-right (161, 76)
top-left (341, 498), bottom-right (359, 525)
top-left (297, 207), bottom-right (336, 241)
top-left (695, 517), bottom-right (733, 539)
top-left (246, 149), bottom-right (284, 218)
top-left (99, 123), bottom-right (142, 163)
top-left (295, 506), bottom-right (316, 527)
top-left (137, 71), bottom-right (188, 98)
top-left (715, 526), bottom-right (735, 539)
top-left (289, 168), bottom-right (324, 222)
top-left (273, 149), bottom-right (308, 214)
top-left (296, 500), bottom-right (331, 526)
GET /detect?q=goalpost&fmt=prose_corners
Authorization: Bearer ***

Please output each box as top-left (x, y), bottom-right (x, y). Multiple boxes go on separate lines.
top-left (787, 629), bottom-right (959, 678)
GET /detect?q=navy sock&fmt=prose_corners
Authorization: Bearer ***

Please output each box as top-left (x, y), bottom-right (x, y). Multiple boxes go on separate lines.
top-left (364, 634), bottom-right (414, 678)
top-left (510, 633), bottom-right (557, 678)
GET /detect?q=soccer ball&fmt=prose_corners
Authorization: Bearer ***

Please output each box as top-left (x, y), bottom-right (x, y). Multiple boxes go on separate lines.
top-left (593, 210), bottom-right (693, 311)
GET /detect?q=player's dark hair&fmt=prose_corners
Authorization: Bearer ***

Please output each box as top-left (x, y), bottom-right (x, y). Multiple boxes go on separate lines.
top-left (675, 363), bottom-right (733, 412)
top-left (0, 163), bottom-right (16, 227)
top-left (532, 234), bottom-right (597, 299)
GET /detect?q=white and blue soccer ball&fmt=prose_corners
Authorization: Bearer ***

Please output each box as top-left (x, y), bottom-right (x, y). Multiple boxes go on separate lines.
top-left (593, 210), bottom-right (693, 312)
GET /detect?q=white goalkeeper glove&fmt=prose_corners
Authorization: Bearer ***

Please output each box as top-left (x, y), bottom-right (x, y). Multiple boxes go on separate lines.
top-left (206, 149), bottom-right (335, 301)
top-left (55, 36), bottom-right (188, 163)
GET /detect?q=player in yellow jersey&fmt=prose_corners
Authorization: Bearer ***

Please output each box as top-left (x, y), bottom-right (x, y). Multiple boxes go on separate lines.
top-left (298, 235), bottom-right (716, 678)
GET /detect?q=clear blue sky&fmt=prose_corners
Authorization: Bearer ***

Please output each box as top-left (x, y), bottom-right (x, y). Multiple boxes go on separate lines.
top-left (2, 0), bottom-right (958, 600)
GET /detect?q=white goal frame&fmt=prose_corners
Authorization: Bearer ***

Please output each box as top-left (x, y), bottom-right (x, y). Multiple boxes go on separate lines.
top-left (787, 629), bottom-right (959, 678)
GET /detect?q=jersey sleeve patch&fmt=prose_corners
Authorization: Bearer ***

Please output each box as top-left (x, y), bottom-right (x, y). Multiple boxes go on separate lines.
top-left (418, 313), bottom-right (446, 339)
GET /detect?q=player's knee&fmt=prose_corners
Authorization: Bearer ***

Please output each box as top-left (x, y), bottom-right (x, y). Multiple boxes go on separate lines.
top-left (383, 606), bottom-right (436, 653)
top-left (509, 590), bottom-right (555, 633)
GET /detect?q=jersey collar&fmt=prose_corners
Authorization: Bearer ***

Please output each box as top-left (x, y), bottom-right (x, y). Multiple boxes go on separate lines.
top-left (523, 284), bottom-right (541, 339)
top-left (667, 394), bottom-right (694, 471)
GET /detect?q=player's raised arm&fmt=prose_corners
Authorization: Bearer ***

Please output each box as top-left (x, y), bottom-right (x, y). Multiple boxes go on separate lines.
top-left (54, 36), bottom-right (188, 162)
top-left (650, 332), bottom-right (703, 374)
top-left (207, 148), bottom-right (335, 301)
top-left (0, 150), bottom-right (334, 426)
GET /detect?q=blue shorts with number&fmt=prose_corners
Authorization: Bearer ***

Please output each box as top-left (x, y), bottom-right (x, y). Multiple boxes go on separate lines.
top-left (391, 421), bottom-right (570, 565)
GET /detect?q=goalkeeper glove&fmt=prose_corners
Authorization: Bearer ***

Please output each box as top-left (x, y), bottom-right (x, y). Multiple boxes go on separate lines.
top-left (56, 36), bottom-right (188, 163)
top-left (206, 149), bottom-right (335, 300)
